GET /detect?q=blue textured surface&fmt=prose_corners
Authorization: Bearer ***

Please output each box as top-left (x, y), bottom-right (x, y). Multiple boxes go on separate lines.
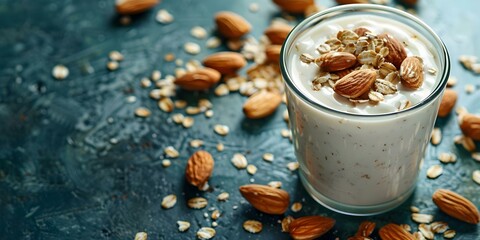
top-left (0, 0), bottom-right (479, 239)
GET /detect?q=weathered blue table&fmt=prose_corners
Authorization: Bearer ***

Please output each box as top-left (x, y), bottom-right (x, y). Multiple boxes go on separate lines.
top-left (0, 0), bottom-right (479, 239)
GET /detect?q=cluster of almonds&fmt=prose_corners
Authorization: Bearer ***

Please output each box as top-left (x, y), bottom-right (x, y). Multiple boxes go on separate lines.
top-left (300, 27), bottom-right (428, 107)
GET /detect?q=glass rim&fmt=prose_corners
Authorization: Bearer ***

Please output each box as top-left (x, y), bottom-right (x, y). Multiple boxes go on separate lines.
top-left (280, 4), bottom-right (450, 118)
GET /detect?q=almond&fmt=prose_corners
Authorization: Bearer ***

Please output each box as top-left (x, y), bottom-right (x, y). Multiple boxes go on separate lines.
top-left (400, 56), bottom-right (424, 89)
top-left (115, 0), bottom-right (159, 15)
top-left (264, 24), bottom-right (293, 45)
top-left (355, 221), bottom-right (376, 237)
top-left (333, 69), bottom-right (376, 99)
top-left (353, 27), bottom-right (372, 36)
top-left (379, 33), bottom-right (407, 68)
top-left (437, 89), bottom-right (458, 117)
top-left (265, 45), bottom-right (282, 63)
top-left (336, 0), bottom-right (369, 4)
top-left (315, 52), bottom-right (357, 72)
top-left (289, 216), bottom-right (336, 240)
top-left (239, 184), bottom-right (290, 214)
top-left (203, 52), bottom-right (247, 74)
top-left (378, 223), bottom-right (415, 240)
top-left (433, 189), bottom-right (480, 224)
top-left (272, 0), bottom-right (315, 13)
top-left (243, 90), bottom-right (282, 119)
top-left (215, 11), bottom-right (251, 39)
top-left (459, 114), bottom-right (480, 141)
top-left (174, 68), bottom-right (221, 91)
top-left (185, 151), bottom-right (214, 190)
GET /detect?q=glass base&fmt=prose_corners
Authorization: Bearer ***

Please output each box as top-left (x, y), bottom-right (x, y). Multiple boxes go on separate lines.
top-left (299, 171), bottom-right (415, 216)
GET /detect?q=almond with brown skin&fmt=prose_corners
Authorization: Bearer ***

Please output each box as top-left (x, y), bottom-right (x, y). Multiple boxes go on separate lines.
top-left (289, 216), bottom-right (336, 240)
top-left (272, 0), bottom-right (315, 13)
top-left (459, 114), bottom-right (480, 141)
top-left (264, 24), bottom-right (293, 45)
top-left (215, 11), bottom-right (251, 39)
top-left (353, 27), bottom-right (372, 36)
top-left (203, 52), bottom-right (247, 74)
top-left (433, 189), bottom-right (480, 224)
top-left (243, 90), bottom-right (282, 119)
top-left (437, 89), bottom-right (458, 117)
top-left (239, 184), bottom-right (290, 214)
top-left (355, 221), bottom-right (376, 237)
top-left (378, 224), bottom-right (415, 240)
top-left (379, 33), bottom-right (407, 68)
top-left (333, 69), bottom-right (376, 99)
top-left (115, 0), bottom-right (159, 15)
top-left (315, 52), bottom-right (357, 72)
top-left (174, 68), bottom-right (221, 91)
top-left (265, 45), bottom-right (282, 63)
top-left (400, 56), bottom-right (424, 89)
top-left (185, 151), bottom-right (214, 190)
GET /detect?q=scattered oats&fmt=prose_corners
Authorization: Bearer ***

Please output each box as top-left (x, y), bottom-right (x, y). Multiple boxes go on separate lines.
top-left (430, 128), bottom-right (441, 145)
top-left (203, 212), bottom-right (209, 218)
top-left (164, 146), bottom-right (179, 158)
top-left (443, 229), bottom-right (456, 239)
top-left (196, 227), bottom-right (216, 240)
top-left (158, 98), bottom-right (174, 112)
top-left (149, 89), bottom-right (162, 100)
top-left (215, 84), bottom-right (230, 96)
top-left (446, 77), bottom-right (457, 87)
top-left (161, 194), bottom-right (177, 209)
top-left (175, 59), bottom-right (184, 66)
top-left (283, 109), bottom-right (289, 122)
top-left (281, 216), bottom-right (294, 232)
top-left (135, 107), bottom-right (151, 118)
top-left (472, 152), bottom-right (480, 162)
top-left (188, 197), bottom-right (208, 209)
top-left (211, 210), bottom-right (220, 220)
top-left (412, 213), bottom-right (434, 223)
top-left (426, 165), bottom-right (443, 179)
top-left (232, 205), bottom-right (238, 210)
top-left (281, 129), bottom-right (291, 138)
top-left (214, 124), bottom-right (229, 136)
top-left (300, 53), bottom-right (315, 64)
top-left (243, 220), bottom-right (263, 233)
top-left (398, 99), bottom-right (411, 110)
top-left (287, 162), bottom-right (299, 171)
top-left (249, 2), bottom-right (259, 12)
top-left (418, 223), bottom-right (434, 240)
top-left (430, 221), bottom-right (448, 234)
top-left (107, 61), bottom-right (119, 71)
top-left (316, 44), bottom-right (331, 54)
top-left (109, 51), bottom-right (124, 62)
top-left (126, 96), bottom-right (137, 103)
top-left (198, 99), bottom-right (212, 109)
top-left (455, 106), bottom-right (468, 116)
top-left (162, 159), bottom-right (172, 168)
top-left (186, 59), bottom-right (202, 72)
top-left (119, 15), bottom-right (131, 25)
top-left (190, 139), bottom-right (204, 148)
top-left (184, 42), bottom-right (201, 55)
top-left (205, 110), bottom-right (214, 118)
top-left (459, 55), bottom-right (477, 69)
top-left (410, 206), bottom-right (420, 213)
top-left (135, 232), bottom-right (148, 240)
top-left (151, 70), bottom-right (161, 81)
top-left (400, 224), bottom-right (412, 232)
top-left (268, 181), bottom-right (282, 188)
top-left (182, 117), bottom-right (194, 128)
top-left (186, 106), bottom-right (202, 115)
top-left (206, 37), bottom-right (221, 49)
top-left (140, 77), bottom-right (152, 88)
top-left (246, 164), bottom-right (257, 175)
top-left (291, 202), bottom-right (302, 212)
top-left (412, 232), bottom-right (425, 240)
top-left (191, 26), bottom-right (208, 39)
top-left (216, 143), bottom-right (224, 151)
top-left (174, 100), bottom-right (187, 109)
top-left (473, 170), bottom-right (480, 185)
top-left (368, 91), bottom-right (384, 102)
top-left (217, 192), bottom-right (229, 201)
top-left (473, 63), bottom-right (480, 74)
top-left (164, 53), bottom-right (175, 62)
top-left (263, 153), bottom-right (274, 162)
top-left (231, 153), bottom-right (248, 169)
top-left (227, 39), bottom-right (244, 51)
top-left (427, 67), bottom-right (437, 75)
top-left (52, 64), bottom-right (69, 80)
top-left (172, 113), bottom-right (184, 124)
top-left (253, 78), bottom-right (268, 89)
top-left (156, 9), bottom-right (174, 24)
top-left (465, 84), bottom-right (475, 94)
top-left (175, 68), bottom-right (186, 78)
top-left (177, 221), bottom-right (191, 232)
top-left (461, 136), bottom-right (476, 152)
top-left (371, 0), bottom-right (390, 4)
top-left (438, 152), bottom-right (457, 163)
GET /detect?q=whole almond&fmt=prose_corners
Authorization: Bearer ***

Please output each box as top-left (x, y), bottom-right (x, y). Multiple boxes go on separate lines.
top-left (355, 221), bottom-right (376, 237)
top-left (459, 114), bottom-right (480, 141)
top-left (239, 184), bottom-right (290, 214)
top-left (272, 0), bottom-right (315, 13)
top-left (265, 45), bottom-right (282, 63)
top-left (215, 11), bottom-right (251, 39)
top-left (315, 52), bottom-right (357, 72)
top-left (400, 56), bottom-right (424, 89)
top-left (379, 33), bottom-right (407, 68)
top-left (433, 189), bottom-right (480, 224)
top-left (174, 68), bottom-right (221, 91)
top-left (353, 27), bottom-right (372, 37)
top-left (185, 151), bottom-right (214, 190)
top-left (264, 24), bottom-right (293, 45)
top-left (115, 0), bottom-right (159, 15)
top-left (243, 90), bottom-right (282, 119)
top-left (289, 216), bottom-right (336, 240)
top-left (333, 69), bottom-right (377, 99)
top-left (378, 224), bottom-right (415, 240)
top-left (336, 0), bottom-right (369, 4)
top-left (203, 52), bottom-right (247, 74)
top-left (437, 89), bottom-right (458, 117)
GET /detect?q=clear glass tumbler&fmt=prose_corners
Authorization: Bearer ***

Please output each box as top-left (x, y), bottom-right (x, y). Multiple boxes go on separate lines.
top-left (281, 4), bottom-right (450, 215)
